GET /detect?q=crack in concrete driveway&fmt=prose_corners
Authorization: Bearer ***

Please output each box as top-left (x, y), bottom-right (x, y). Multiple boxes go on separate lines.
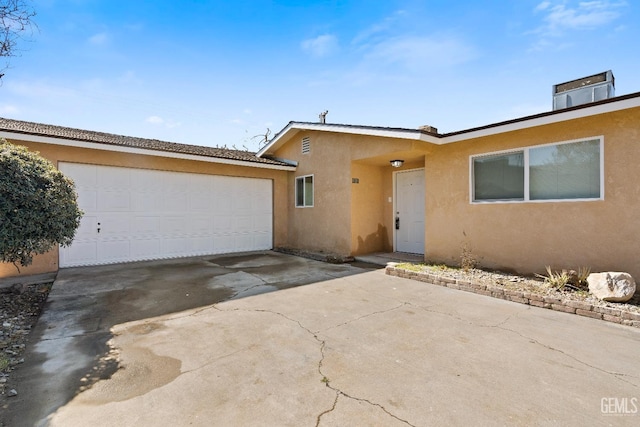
top-left (6, 252), bottom-right (640, 426)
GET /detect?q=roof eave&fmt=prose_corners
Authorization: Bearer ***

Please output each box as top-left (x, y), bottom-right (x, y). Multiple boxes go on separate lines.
top-left (261, 92), bottom-right (640, 152)
top-left (256, 122), bottom-right (439, 157)
top-left (0, 130), bottom-right (297, 171)
top-left (438, 91), bottom-right (640, 143)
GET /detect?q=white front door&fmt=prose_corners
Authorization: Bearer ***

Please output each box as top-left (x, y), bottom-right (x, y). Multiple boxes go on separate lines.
top-left (59, 163), bottom-right (273, 267)
top-left (395, 169), bottom-right (425, 254)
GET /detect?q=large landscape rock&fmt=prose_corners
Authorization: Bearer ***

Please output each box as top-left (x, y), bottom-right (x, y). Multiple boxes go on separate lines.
top-left (587, 272), bottom-right (636, 302)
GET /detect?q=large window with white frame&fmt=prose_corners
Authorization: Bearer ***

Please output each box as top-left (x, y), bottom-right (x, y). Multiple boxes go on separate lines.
top-left (295, 175), bottom-right (314, 207)
top-left (471, 137), bottom-right (602, 203)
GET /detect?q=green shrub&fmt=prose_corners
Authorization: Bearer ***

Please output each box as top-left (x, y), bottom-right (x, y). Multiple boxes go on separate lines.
top-left (0, 139), bottom-right (82, 270)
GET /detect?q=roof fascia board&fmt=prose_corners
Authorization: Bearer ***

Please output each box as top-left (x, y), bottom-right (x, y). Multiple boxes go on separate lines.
top-left (289, 123), bottom-right (424, 140)
top-left (257, 122), bottom-right (437, 157)
top-left (0, 131), bottom-right (296, 171)
top-left (438, 95), bottom-right (640, 144)
top-left (260, 93), bottom-right (640, 153)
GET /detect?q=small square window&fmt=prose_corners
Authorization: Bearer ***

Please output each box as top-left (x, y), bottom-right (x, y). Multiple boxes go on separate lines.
top-left (295, 175), bottom-right (314, 207)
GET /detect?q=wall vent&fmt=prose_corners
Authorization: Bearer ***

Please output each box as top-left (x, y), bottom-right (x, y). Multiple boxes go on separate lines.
top-left (301, 137), bottom-right (310, 154)
top-left (553, 70), bottom-right (615, 111)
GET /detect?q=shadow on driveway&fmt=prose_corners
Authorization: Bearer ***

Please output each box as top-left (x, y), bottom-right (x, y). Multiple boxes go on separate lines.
top-left (2, 251), bottom-right (379, 426)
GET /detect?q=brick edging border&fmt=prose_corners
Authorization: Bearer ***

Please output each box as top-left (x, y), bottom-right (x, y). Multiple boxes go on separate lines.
top-left (385, 265), bottom-right (640, 329)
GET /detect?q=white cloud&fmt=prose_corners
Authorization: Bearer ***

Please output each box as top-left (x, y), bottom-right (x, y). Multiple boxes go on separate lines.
top-left (528, 1), bottom-right (627, 51)
top-left (88, 32), bottom-right (109, 45)
top-left (146, 115), bottom-right (182, 129)
top-left (535, 1), bottom-right (552, 12)
top-left (345, 10), bottom-right (476, 78)
top-left (532, 1), bottom-right (626, 41)
top-left (146, 115), bottom-right (164, 124)
top-left (0, 104), bottom-right (19, 115)
top-left (118, 70), bottom-right (138, 83)
top-left (365, 36), bottom-right (477, 70)
top-left (301, 34), bottom-right (338, 58)
top-left (351, 10), bottom-right (407, 47)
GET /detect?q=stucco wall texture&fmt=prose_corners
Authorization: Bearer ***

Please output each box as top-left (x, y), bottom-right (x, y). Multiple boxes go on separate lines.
top-left (275, 106), bottom-right (640, 279)
top-left (425, 108), bottom-right (640, 279)
top-left (274, 130), bottom-right (425, 257)
top-left (3, 105), bottom-right (640, 281)
top-left (0, 140), bottom-right (289, 278)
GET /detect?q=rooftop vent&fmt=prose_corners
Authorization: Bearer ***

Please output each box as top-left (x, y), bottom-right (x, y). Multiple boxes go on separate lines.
top-left (419, 125), bottom-right (438, 134)
top-left (553, 70), bottom-right (615, 111)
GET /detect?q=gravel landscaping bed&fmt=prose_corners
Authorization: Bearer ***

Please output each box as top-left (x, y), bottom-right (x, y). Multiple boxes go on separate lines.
top-left (0, 283), bottom-right (51, 398)
top-left (388, 263), bottom-right (640, 326)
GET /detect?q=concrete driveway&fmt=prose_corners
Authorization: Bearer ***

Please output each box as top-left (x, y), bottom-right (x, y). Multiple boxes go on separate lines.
top-left (5, 252), bottom-right (640, 426)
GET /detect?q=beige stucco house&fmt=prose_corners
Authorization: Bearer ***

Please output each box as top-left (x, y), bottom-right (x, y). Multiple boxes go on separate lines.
top-left (2, 73), bottom-right (640, 280)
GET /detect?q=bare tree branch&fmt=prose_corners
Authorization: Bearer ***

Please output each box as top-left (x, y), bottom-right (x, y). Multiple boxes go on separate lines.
top-left (250, 128), bottom-right (271, 148)
top-left (0, 0), bottom-right (36, 72)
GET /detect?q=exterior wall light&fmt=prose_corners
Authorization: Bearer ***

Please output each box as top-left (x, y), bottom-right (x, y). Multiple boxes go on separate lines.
top-left (390, 159), bottom-right (404, 168)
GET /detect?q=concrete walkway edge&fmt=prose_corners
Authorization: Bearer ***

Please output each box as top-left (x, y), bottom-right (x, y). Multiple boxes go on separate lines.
top-left (386, 264), bottom-right (640, 328)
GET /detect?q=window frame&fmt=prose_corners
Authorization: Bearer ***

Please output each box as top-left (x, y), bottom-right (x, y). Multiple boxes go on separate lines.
top-left (469, 136), bottom-right (604, 204)
top-left (295, 174), bottom-right (314, 208)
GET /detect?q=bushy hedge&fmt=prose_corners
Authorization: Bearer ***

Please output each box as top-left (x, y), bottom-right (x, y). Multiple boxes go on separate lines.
top-left (0, 139), bottom-right (82, 270)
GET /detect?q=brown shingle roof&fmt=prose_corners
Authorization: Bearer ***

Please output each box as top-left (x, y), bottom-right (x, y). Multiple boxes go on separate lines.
top-left (0, 117), bottom-right (288, 167)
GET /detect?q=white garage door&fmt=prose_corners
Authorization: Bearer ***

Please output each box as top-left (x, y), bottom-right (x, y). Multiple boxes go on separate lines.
top-left (59, 163), bottom-right (273, 267)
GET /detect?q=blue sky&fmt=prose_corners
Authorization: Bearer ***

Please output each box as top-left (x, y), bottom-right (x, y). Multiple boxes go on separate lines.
top-left (1, 0), bottom-right (637, 152)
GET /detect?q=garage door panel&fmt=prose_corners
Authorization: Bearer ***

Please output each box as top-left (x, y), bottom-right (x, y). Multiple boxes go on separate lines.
top-left (162, 237), bottom-right (189, 256)
top-left (189, 174), bottom-right (211, 192)
top-left (131, 169), bottom-right (161, 191)
top-left (214, 201), bottom-right (232, 215)
top-left (98, 190), bottom-right (131, 211)
top-left (190, 194), bottom-right (213, 211)
top-left (254, 214), bottom-right (272, 232)
top-left (255, 194), bottom-right (272, 211)
top-left (213, 178), bottom-right (233, 198)
top-left (132, 192), bottom-right (163, 212)
top-left (75, 215), bottom-right (98, 240)
top-left (235, 216), bottom-right (253, 232)
top-left (130, 239), bottom-right (162, 258)
top-left (254, 233), bottom-right (272, 250)
top-left (236, 234), bottom-right (257, 251)
top-left (234, 194), bottom-right (253, 212)
top-left (161, 216), bottom-right (188, 234)
top-left (214, 215), bottom-right (233, 231)
top-left (164, 192), bottom-right (189, 212)
top-left (164, 172), bottom-right (190, 192)
top-left (189, 217), bottom-right (213, 234)
top-left (132, 216), bottom-right (161, 234)
top-left (213, 235), bottom-right (234, 252)
top-left (64, 163), bottom-right (97, 188)
top-left (191, 236), bottom-right (214, 253)
top-left (100, 214), bottom-right (131, 236)
top-left (98, 240), bottom-right (131, 262)
top-left (76, 189), bottom-right (97, 211)
top-left (98, 167), bottom-right (129, 188)
top-left (59, 163), bottom-right (273, 267)
top-left (61, 240), bottom-right (97, 266)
